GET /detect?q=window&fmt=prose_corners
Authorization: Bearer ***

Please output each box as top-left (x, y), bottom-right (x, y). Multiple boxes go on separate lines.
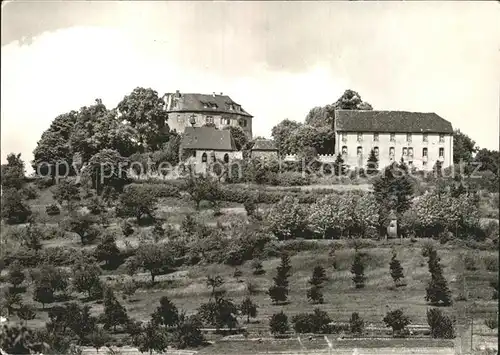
top-left (408, 147), bottom-right (414, 158)
top-left (341, 133), bottom-right (347, 142)
top-left (206, 116), bottom-right (214, 124)
top-left (192, 150), bottom-right (196, 157)
top-left (239, 119), bottom-right (247, 127)
top-left (439, 134), bottom-right (445, 143)
top-left (177, 114), bottom-right (182, 124)
top-left (223, 153), bottom-right (229, 163)
top-left (439, 148), bottom-right (444, 158)
top-left (223, 117), bottom-right (231, 125)
top-left (422, 147), bottom-right (428, 157)
top-left (407, 133), bottom-right (412, 142)
top-left (374, 147), bottom-right (379, 157)
top-left (357, 146), bottom-right (363, 156)
top-left (341, 146), bottom-right (348, 155)
top-left (423, 160), bottom-right (427, 166)
top-left (389, 147), bottom-right (395, 158)
top-left (402, 147), bottom-right (408, 156)
top-left (423, 133), bottom-right (428, 142)
top-left (357, 133), bottom-right (363, 142)
top-left (373, 133), bottom-right (379, 142)
top-left (390, 133), bottom-right (396, 142)
top-left (211, 153), bottom-right (216, 163)
top-left (201, 152), bottom-right (207, 163)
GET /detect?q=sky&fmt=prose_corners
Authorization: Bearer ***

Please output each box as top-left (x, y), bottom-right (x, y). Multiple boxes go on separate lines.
top-left (1, 1), bottom-right (499, 167)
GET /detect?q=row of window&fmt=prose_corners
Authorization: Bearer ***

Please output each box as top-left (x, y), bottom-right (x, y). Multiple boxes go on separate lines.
top-left (341, 146), bottom-right (445, 159)
top-left (196, 151), bottom-right (230, 163)
top-left (342, 132), bottom-right (445, 143)
top-left (178, 115), bottom-right (248, 127)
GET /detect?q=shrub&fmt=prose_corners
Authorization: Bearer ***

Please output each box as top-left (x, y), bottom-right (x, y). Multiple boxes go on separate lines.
top-left (45, 204), bottom-right (61, 216)
top-left (21, 185), bottom-right (39, 200)
top-left (484, 315), bottom-right (498, 330)
top-left (266, 196), bottom-right (308, 240)
top-left (274, 172), bottom-right (311, 186)
top-left (463, 253), bottom-right (477, 271)
top-left (383, 309), bottom-right (411, 338)
top-left (427, 308), bottom-right (455, 339)
top-left (349, 312), bottom-right (364, 335)
top-left (291, 309), bottom-right (331, 334)
top-left (1, 189), bottom-right (32, 224)
top-left (34, 177), bottom-right (54, 189)
top-left (269, 311), bottom-right (289, 336)
top-left (483, 255), bottom-right (499, 272)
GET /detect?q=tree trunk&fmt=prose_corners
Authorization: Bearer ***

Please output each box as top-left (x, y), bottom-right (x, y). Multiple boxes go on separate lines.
top-left (151, 272), bottom-right (155, 284)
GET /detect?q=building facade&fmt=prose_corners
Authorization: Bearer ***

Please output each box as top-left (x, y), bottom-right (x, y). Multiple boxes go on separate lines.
top-left (334, 110), bottom-right (453, 171)
top-left (163, 91), bottom-right (253, 138)
top-left (250, 139), bottom-right (278, 160)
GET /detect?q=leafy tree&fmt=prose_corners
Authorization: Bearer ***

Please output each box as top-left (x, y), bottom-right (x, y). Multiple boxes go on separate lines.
top-left (32, 111), bottom-right (78, 179)
top-left (268, 253), bottom-right (292, 305)
top-left (198, 276), bottom-right (238, 330)
top-left (389, 250), bottom-right (405, 286)
top-left (7, 260), bottom-right (25, 289)
top-left (122, 219), bottom-right (135, 237)
top-left (21, 223), bottom-right (43, 253)
top-left (2, 289), bottom-right (22, 316)
top-left (1, 153), bottom-right (25, 190)
top-left (184, 174), bottom-right (221, 210)
top-left (52, 179), bottom-right (80, 210)
top-left (102, 289), bottom-right (129, 332)
top-left (34, 264), bottom-right (69, 294)
top-left (117, 87), bottom-right (170, 151)
top-left (351, 251), bottom-right (366, 289)
top-left (152, 296), bottom-right (179, 328)
top-left (307, 265), bottom-right (327, 304)
top-left (239, 297), bottom-right (258, 323)
top-left (122, 279), bottom-right (137, 300)
top-left (83, 149), bottom-right (129, 195)
top-left (266, 196), bottom-right (307, 240)
top-left (269, 311), bottom-right (289, 336)
top-left (0, 324), bottom-right (48, 354)
top-left (135, 243), bottom-right (174, 284)
top-left (271, 119), bottom-right (302, 156)
top-left (251, 259), bottom-right (265, 275)
top-left (427, 308), bottom-right (455, 339)
top-left (133, 321), bottom-right (169, 355)
top-left (88, 327), bottom-right (110, 353)
top-left (116, 184), bottom-right (158, 224)
top-left (172, 314), bottom-right (205, 349)
top-left (383, 309), bottom-right (410, 337)
top-left (453, 129), bottom-right (477, 165)
top-left (63, 213), bottom-right (101, 245)
top-left (291, 309), bottom-right (331, 334)
top-left (304, 106), bottom-right (331, 128)
top-left (333, 153), bottom-right (347, 177)
top-left (223, 126), bottom-right (249, 151)
top-left (33, 282), bottom-right (54, 309)
top-left (94, 234), bottom-right (121, 267)
top-left (330, 89), bottom-right (373, 111)
top-left (17, 304), bottom-right (36, 326)
top-left (151, 132), bottom-right (182, 168)
top-left (349, 312), bottom-right (364, 335)
top-left (72, 257), bottom-right (102, 299)
top-left (366, 149), bottom-right (379, 175)
top-left (425, 249), bottom-right (452, 306)
top-left (1, 188), bottom-right (32, 224)
top-left (474, 148), bottom-right (500, 174)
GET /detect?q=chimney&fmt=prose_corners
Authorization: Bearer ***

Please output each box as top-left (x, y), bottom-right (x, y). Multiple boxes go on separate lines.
top-left (175, 90), bottom-right (181, 98)
top-left (212, 92), bottom-right (216, 97)
top-left (220, 92), bottom-right (223, 95)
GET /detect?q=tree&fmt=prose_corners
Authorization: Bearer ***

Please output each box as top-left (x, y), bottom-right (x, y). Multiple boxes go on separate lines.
top-left (102, 289), bottom-right (129, 332)
top-left (474, 148), bottom-right (500, 174)
top-left (133, 321), bottom-right (168, 355)
top-left (7, 260), bottom-right (25, 289)
top-left (304, 106), bottom-right (331, 128)
top-left (251, 259), bottom-right (265, 275)
top-left (239, 297), bottom-right (258, 323)
top-left (52, 179), bottom-right (80, 210)
top-left (266, 196), bottom-right (307, 240)
top-left (1, 153), bottom-right (25, 190)
top-left (88, 327), bottom-right (110, 353)
top-left (333, 153), bottom-right (347, 177)
top-left (351, 251), bottom-right (366, 289)
top-left (223, 126), bottom-right (249, 151)
top-left (268, 253), bottom-right (292, 305)
top-left (172, 314), bottom-right (205, 349)
top-left (453, 129), bottom-right (477, 165)
top-left (1, 188), bottom-right (32, 224)
top-left (72, 257), bottom-right (102, 299)
top-left (151, 132), bottom-right (182, 167)
top-left (83, 149), bottom-right (128, 195)
top-left (383, 309), bottom-right (410, 337)
top-left (17, 304), bottom-right (36, 326)
top-left (427, 308), bottom-right (455, 339)
top-left (122, 219), bottom-right (135, 237)
top-left (63, 213), bottom-right (101, 245)
top-left (117, 87), bottom-right (170, 151)
top-left (291, 309), bottom-right (331, 334)
top-left (116, 184), bottom-right (158, 224)
top-left (94, 234), bottom-right (121, 267)
top-left (269, 311), bottom-right (289, 336)
top-left (350, 312), bottom-right (364, 335)
top-left (32, 111), bottom-right (78, 179)
top-left (366, 149), bottom-right (379, 175)
top-left (389, 250), bottom-right (405, 286)
top-left (183, 174), bottom-right (221, 210)
top-left (21, 223), bottom-right (43, 253)
top-left (330, 89), bottom-right (373, 111)
top-left (425, 249), bottom-right (452, 306)
top-left (135, 243), bottom-right (174, 284)
top-left (0, 324), bottom-right (48, 354)
top-left (33, 264), bottom-right (69, 295)
top-left (271, 119), bottom-right (302, 156)
top-left (2, 289), bottom-right (22, 316)
top-left (33, 283), bottom-right (54, 309)
top-left (152, 296), bottom-right (179, 328)
top-left (307, 265), bottom-right (327, 304)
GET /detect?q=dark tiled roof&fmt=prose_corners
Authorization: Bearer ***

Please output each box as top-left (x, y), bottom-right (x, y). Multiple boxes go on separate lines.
top-left (166, 93), bottom-right (252, 117)
top-left (335, 110), bottom-right (453, 133)
top-left (251, 139), bottom-right (277, 151)
top-left (181, 126), bottom-right (236, 151)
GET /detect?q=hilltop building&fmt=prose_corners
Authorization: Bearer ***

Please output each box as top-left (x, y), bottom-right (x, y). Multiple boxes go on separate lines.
top-left (334, 110), bottom-right (453, 171)
top-left (163, 91), bottom-right (253, 138)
